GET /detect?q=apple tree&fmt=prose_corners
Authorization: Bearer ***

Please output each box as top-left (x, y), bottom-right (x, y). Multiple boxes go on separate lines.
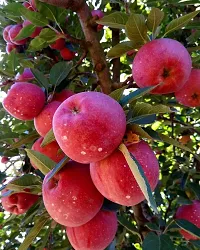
top-left (0, 0), bottom-right (200, 249)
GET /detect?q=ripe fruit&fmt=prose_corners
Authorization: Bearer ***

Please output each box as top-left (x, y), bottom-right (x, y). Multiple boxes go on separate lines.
top-left (9, 24), bottom-right (28, 45)
top-left (42, 161), bottom-right (104, 227)
top-left (91, 10), bottom-right (104, 31)
top-left (175, 200), bottom-right (200, 240)
top-left (23, 1), bottom-right (34, 11)
top-left (50, 38), bottom-right (66, 50)
top-left (3, 82), bottom-right (46, 120)
top-left (1, 189), bottom-right (39, 215)
top-left (31, 137), bottom-right (65, 169)
top-left (175, 69), bottom-right (200, 107)
top-left (34, 101), bottom-right (61, 136)
top-left (132, 38), bottom-right (192, 94)
top-left (53, 92), bottom-right (126, 163)
top-left (90, 140), bottom-right (159, 206)
top-left (22, 20), bottom-right (42, 38)
top-left (30, 0), bottom-right (37, 10)
top-left (3, 25), bottom-right (13, 43)
top-left (6, 43), bottom-right (18, 54)
top-left (15, 68), bottom-right (34, 81)
top-left (60, 48), bottom-right (75, 60)
top-left (66, 210), bottom-right (117, 250)
top-left (52, 89), bottom-right (74, 102)
top-left (1, 156), bottom-right (9, 164)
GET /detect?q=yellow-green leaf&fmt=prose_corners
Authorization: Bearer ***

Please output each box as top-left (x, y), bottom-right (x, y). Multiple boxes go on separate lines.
top-left (41, 129), bottom-right (55, 147)
top-left (147, 8), bottom-right (164, 34)
top-left (109, 85), bottom-right (128, 101)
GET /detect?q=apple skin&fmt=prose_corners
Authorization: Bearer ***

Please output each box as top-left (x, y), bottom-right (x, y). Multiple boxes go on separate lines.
top-left (3, 25), bottom-right (13, 43)
top-left (50, 38), bottom-right (66, 50)
top-left (175, 69), bottom-right (200, 107)
top-left (60, 48), bottom-right (75, 60)
top-left (9, 24), bottom-right (28, 45)
top-left (42, 161), bottom-right (104, 227)
top-left (52, 89), bottom-right (74, 102)
top-left (90, 140), bottom-right (159, 206)
top-left (23, 1), bottom-right (34, 11)
top-left (34, 101), bottom-right (61, 136)
top-left (91, 10), bottom-right (104, 31)
top-left (175, 200), bottom-right (200, 240)
top-left (22, 20), bottom-right (42, 38)
top-left (6, 43), bottom-right (18, 54)
top-left (30, 0), bottom-right (37, 10)
top-left (1, 156), bottom-right (9, 164)
top-left (3, 82), bottom-right (46, 121)
top-left (15, 68), bottom-right (35, 81)
top-left (66, 210), bottom-right (117, 250)
top-left (53, 92), bottom-right (126, 164)
top-left (31, 137), bottom-right (65, 169)
top-left (1, 189), bottom-right (39, 215)
top-left (132, 38), bottom-right (192, 94)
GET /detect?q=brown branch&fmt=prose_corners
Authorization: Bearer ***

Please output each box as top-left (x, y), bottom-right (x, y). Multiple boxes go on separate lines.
top-left (39, 0), bottom-right (85, 11)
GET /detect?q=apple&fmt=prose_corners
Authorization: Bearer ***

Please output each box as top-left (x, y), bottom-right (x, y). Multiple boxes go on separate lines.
top-left (175, 200), bottom-right (200, 240)
top-left (50, 38), bottom-right (66, 50)
top-left (3, 25), bottom-right (13, 43)
top-left (52, 89), bottom-right (74, 102)
top-left (53, 92), bottom-right (126, 163)
top-left (90, 140), bottom-right (159, 206)
top-left (31, 137), bottom-right (65, 169)
top-left (34, 101), bottom-right (61, 136)
top-left (1, 189), bottom-right (39, 215)
top-left (42, 161), bottom-right (104, 227)
top-left (6, 43), bottom-right (18, 54)
top-left (3, 82), bottom-right (46, 121)
top-left (30, 0), bottom-right (37, 10)
top-left (91, 10), bottom-right (104, 31)
top-left (132, 38), bottom-right (192, 94)
top-left (15, 68), bottom-right (35, 81)
top-left (22, 20), bottom-right (42, 38)
top-left (66, 210), bottom-right (117, 250)
top-left (175, 69), bottom-right (200, 107)
top-left (9, 24), bottom-right (28, 45)
top-left (1, 156), bottom-right (9, 164)
top-left (60, 48), bottom-right (75, 60)
top-left (23, 1), bottom-right (34, 11)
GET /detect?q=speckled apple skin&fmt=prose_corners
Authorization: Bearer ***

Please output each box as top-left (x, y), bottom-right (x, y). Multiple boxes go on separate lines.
top-left (175, 69), bottom-right (200, 107)
top-left (31, 137), bottom-right (65, 169)
top-left (53, 92), bottom-right (126, 164)
top-left (9, 24), bottom-right (27, 45)
top-left (3, 25), bottom-right (13, 43)
top-left (66, 210), bottom-right (117, 250)
top-left (15, 68), bottom-right (35, 81)
top-left (3, 82), bottom-right (46, 120)
top-left (42, 161), bottom-right (104, 227)
top-left (34, 101), bottom-right (61, 136)
top-left (1, 190), bottom-right (39, 215)
top-left (90, 140), bottom-right (159, 206)
top-left (132, 38), bottom-right (192, 94)
top-left (52, 89), bottom-right (74, 102)
top-left (175, 200), bottom-right (200, 240)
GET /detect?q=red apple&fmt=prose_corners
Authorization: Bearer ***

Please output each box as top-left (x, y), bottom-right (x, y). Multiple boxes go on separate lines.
top-left (15, 68), bottom-right (34, 81)
top-left (9, 24), bottom-right (28, 45)
top-left (52, 89), bottom-right (74, 102)
top-left (3, 25), bottom-right (13, 43)
top-left (22, 20), bottom-right (42, 38)
top-left (34, 101), bottom-right (61, 136)
top-left (6, 43), bottom-right (18, 54)
top-left (30, 0), bottom-right (37, 10)
top-left (175, 200), bottom-right (200, 240)
top-left (31, 137), bottom-right (65, 169)
top-left (91, 10), bottom-right (104, 31)
top-left (60, 48), bottom-right (75, 60)
top-left (90, 140), bottom-right (159, 206)
top-left (132, 38), bottom-right (192, 94)
top-left (66, 210), bottom-right (117, 250)
top-left (1, 156), bottom-right (9, 164)
top-left (1, 189), bottom-right (39, 215)
top-left (42, 161), bottom-right (104, 227)
top-left (175, 69), bottom-right (200, 107)
top-left (53, 92), bottom-right (126, 163)
top-left (23, 1), bottom-right (34, 11)
top-left (3, 82), bottom-right (46, 121)
top-left (50, 38), bottom-right (66, 50)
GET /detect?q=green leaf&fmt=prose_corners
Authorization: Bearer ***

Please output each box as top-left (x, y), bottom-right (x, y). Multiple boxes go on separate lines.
top-left (36, 1), bottom-right (58, 21)
top-left (25, 149), bottom-right (56, 175)
top-left (118, 144), bottom-right (158, 214)
top-left (0, 132), bottom-right (19, 141)
top-left (143, 233), bottom-right (175, 250)
top-left (107, 41), bottom-right (138, 59)
top-left (147, 8), bottom-right (164, 34)
top-left (164, 10), bottom-right (200, 36)
top-left (28, 37), bottom-right (48, 51)
top-left (10, 131), bottom-right (39, 149)
top-left (37, 226), bottom-right (51, 250)
top-left (38, 28), bottom-right (58, 43)
top-left (129, 124), bottom-right (153, 140)
top-left (176, 219), bottom-right (200, 239)
top-left (50, 61), bottom-right (73, 86)
top-left (125, 14), bottom-right (148, 44)
top-left (146, 222), bottom-right (160, 231)
top-left (128, 114), bottom-right (157, 125)
top-left (31, 68), bottom-right (49, 90)
top-left (0, 173), bottom-right (6, 184)
top-left (96, 11), bottom-right (129, 29)
top-left (18, 214), bottom-right (50, 250)
top-left (109, 86), bottom-right (127, 101)
top-left (190, 240), bottom-right (200, 248)
top-left (20, 7), bottom-right (49, 27)
top-left (3, 3), bottom-right (24, 17)
top-left (41, 129), bottom-right (55, 147)
top-left (15, 25), bottom-right (36, 40)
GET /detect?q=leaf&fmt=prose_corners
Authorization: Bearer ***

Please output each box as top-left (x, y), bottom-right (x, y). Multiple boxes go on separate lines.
top-left (0, 173), bottom-right (6, 184)
top-left (164, 10), bottom-right (200, 36)
top-left (129, 124), bottom-right (153, 140)
top-left (10, 131), bottom-right (39, 149)
top-left (190, 240), bottom-right (200, 248)
top-left (38, 28), bottom-right (58, 43)
top-left (50, 61), bottom-right (73, 86)
top-left (41, 129), bottom-right (55, 147)
top-left (37, 226), bottom-right (51, 250)
top-left (0, 132), bottom-right (19, 141)
top-left (147, 8), bottom-right (164, 34)
top-left (176, 219), bottom-right (200, 239)
top-left (146, 222), bottom-right (160, 231)
top-left (31, 68), bottom-right (49, 90)
top-left (25, 149), bottom-right (56, 175)
top-left (7, 174), bottom-right (42, 188)
top-left (28, 37), bottom-right (48, 51)
top-left (15, 25), bottom-right (36, 40)
top-left (107, 41), bottom-right (137, 59)
top-left (96, 11), bottom-right (129, 29)
top-left (18, 214), bottom-right (50, 250)
top-left (128, 114), bottom-right (157, 125)
top-left (125, 14), bottom-right (148, 44)
top-left (3, 3), bottom-right (24, 17)
top-left (20, 7), bottom-right (49, 26)
top-left (118, 143), bottom-right (158, 214)
top-left (109, 86), bottom-right (127, 101)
